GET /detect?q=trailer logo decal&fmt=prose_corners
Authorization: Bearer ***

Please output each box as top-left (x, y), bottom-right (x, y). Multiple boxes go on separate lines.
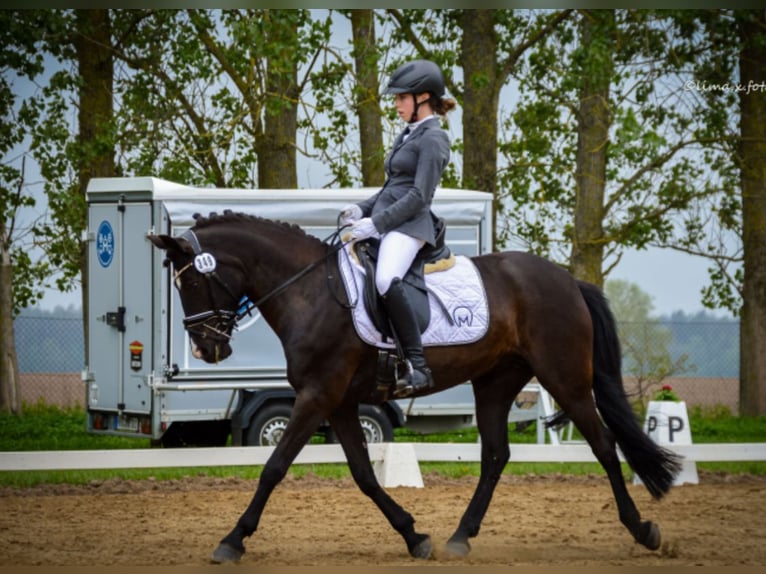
top-left (97, 220), bottom-right (115, 268)
top-left (194, 253), bottom-right (217, 274)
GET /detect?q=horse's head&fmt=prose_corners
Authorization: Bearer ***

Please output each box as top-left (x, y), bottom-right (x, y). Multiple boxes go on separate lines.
top-left (148, 229), bottom-right (247, 364)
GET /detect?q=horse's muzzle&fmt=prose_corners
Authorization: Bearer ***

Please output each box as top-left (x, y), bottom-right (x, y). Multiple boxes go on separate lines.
top-left (191, 338), bottom-right (233, 364)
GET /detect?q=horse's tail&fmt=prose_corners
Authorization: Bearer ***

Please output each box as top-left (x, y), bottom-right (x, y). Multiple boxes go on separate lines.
top-left (577, 280), bottom-right (682, 499)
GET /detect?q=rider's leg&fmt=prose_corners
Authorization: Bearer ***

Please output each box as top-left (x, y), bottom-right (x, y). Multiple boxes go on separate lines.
top-left (376, 232), bottom-right (433, 397)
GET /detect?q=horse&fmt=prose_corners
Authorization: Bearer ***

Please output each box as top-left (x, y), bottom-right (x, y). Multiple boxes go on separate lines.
top-left (148, 210), bottom-right (681, 563)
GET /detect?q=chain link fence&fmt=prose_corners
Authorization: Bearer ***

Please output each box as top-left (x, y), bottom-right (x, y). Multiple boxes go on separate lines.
top-left (13, 313), bottom-right (741, 412)
top-left (14, 315), bottom-right (85, 408)
top-left (618, 320), bottom-right (739, 412)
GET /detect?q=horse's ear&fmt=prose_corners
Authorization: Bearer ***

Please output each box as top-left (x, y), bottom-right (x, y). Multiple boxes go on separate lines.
top-left (147, 234), bottom-right (178, 252)
top-left (147, 234), bottom-right (193, 255)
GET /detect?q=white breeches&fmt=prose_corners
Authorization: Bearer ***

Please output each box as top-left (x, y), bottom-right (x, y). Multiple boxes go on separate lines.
top-left (375, 231), bottom-right (425, 295)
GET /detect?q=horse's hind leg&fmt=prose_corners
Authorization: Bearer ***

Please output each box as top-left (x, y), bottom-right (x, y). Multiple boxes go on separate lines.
top-left (211, 397), bottom-right (328, 563)
top-left (329, 404), bottom-right (432, 559)
top-left (446, 365), bottom-right (530, 556)
top-left (543, 383), bottom-right (659, 550)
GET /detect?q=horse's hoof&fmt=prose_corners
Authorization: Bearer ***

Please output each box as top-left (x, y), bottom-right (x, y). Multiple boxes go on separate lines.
top-left (408, 534), bottom-right (432, 559)
top-left (445, 537), bottom-right (471, 557)
top-left (210, 542), bottom-right (244, 563)
top-left (638, 521), bottom-right (661, 551)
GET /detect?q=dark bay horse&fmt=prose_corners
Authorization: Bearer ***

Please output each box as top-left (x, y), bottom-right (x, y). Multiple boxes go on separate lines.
top-left (148, 211), bottom-right (681, 563)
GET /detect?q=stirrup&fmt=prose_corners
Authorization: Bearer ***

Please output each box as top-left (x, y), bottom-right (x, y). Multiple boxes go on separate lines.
top-left (393, 364), bottom-right (433, 398)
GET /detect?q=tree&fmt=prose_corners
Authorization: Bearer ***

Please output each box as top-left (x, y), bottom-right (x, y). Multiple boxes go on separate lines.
top-left (73, 10), bottom-right (116, 363)
top-left (113, 9), bottom-right (331, 189)
top-left (349, 9), bottom-right (385, 187)
top-left (570, 10), bottom-right (614, 286)
top-left (0, 10), bottom-right (56, 413)
top-left (501, 10), bottom-right (739, 291)
top-left (253, 10), bottom-right (300, 188)
top-left (737, 9), bottom-right (766, 416)
top-left (304, 9), bottom-right (385, 188)
top-left (459, 10), bottom-right (499, 198)
top-left (14, 10), bottom-right (117, 369)
top-left (605, 279), bottom-right (691, 414)
top-left (386, 9), bottom-right (573, 248)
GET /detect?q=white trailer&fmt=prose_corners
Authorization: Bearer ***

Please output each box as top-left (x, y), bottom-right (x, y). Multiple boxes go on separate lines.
top-left (85, 176), bottom-right (552, 447)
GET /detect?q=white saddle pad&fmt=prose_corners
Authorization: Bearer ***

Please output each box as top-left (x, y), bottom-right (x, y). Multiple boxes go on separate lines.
top-left (337, 243), bottom-right (489, 349)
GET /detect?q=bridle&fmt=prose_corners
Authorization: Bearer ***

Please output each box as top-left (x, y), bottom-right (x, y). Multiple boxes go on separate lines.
top-left (172, 225), bottom-right (351, 343)
top-left (173, 229), bottom-right (245, 343)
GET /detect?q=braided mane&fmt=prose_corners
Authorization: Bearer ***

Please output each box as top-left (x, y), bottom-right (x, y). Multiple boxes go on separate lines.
top-left (191, 210), bottom-right (323, 246)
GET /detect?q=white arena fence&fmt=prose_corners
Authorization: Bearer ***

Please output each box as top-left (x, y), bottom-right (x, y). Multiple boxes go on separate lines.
top-left (2, 442), bottom-right (764, 472)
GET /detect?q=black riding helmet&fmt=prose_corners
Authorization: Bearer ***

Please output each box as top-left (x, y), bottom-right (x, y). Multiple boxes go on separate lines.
top-left (384, 59), bottom-right (445, 98)
top-left (384, 59), bottom-right (445, 123)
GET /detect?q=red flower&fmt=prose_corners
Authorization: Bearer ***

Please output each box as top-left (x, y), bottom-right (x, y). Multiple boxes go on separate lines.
top-left (662, 384), bottom-right (673, 391)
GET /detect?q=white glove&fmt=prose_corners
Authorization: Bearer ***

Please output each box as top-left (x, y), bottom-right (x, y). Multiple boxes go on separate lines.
top-left (349, 218), bottom-right (379, 241)
top-left (340, 204), bottom-right (363, 225)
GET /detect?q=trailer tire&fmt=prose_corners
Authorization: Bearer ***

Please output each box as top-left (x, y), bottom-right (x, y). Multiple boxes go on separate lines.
top-left (327, 404), bottom-right (394, 444)
top-left (245, 403), bottom-right (294, 447)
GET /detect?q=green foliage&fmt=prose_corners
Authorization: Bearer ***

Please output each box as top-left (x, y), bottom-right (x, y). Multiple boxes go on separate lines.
top-left (606, 279), bottom-right (693, 409)
top-left (498, 10), bottom-right (741, 309)
top-left (0, 9), bottom-right (753, 319)
top-left (689, 404), bottom-right (766, 443)
top-left (0, 10), bottom-right (66, 313)
top-left (112, 9), bottom-right (334, 189)
top-left (653, 384), bottom-right (681, 402)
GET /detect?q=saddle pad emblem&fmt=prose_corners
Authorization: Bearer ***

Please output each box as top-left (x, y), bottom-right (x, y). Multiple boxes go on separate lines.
top-left (338, 244), bottom-right (489, 348)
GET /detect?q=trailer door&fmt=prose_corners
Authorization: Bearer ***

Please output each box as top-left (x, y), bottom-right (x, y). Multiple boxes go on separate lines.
top-left (87, 200), bottom-right (153, 418)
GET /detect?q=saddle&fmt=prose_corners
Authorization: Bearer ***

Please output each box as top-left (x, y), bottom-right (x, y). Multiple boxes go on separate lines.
top-left (352, 217), bottom-right (454, 342)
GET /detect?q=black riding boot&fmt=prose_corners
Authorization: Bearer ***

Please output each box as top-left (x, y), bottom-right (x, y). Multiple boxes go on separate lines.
top-left (382, 278), bottom-right (434, 398)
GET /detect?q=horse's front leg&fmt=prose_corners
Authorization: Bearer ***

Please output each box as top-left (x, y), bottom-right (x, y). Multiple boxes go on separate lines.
top-left (211, 396), bottom-right (327, 563)
top-left (446, 370), bottom-right (522, 556)
top-left (329, 405), bottom-right (432, 559)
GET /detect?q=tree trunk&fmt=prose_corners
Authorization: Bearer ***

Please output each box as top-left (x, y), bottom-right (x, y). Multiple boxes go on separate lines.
top-left (570, 10), bottom-right (613, 287)
top-left (0, 218), bottom-right (20, 414)
top-left (738, 10), bottom-right (766, 416)
top-left (460, 10), bottom-right (500, 248)
top-left (258, 12), bottom-right (298, 189)
top-left (350, 9), bottom-right (385, 187)
top-left (74, 9), bottom-right (115, 366)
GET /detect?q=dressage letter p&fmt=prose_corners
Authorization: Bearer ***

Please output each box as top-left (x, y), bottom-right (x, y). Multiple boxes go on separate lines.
top-left (668, 416), bottom-right (684, 443)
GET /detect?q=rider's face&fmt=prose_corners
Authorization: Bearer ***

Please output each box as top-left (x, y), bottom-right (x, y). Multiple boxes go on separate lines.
top-left (393, 92), bottom-right (429, 122)
top-left (394, 93), bottom-right (413, 121)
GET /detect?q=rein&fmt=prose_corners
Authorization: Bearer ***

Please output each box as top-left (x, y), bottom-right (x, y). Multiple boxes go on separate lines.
top-left (236, 227), bottom-right (350, 317)
top-left (176, 226), bottom-right (351, 339)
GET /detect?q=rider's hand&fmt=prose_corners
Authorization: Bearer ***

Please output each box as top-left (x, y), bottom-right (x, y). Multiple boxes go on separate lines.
top-left (349, 218), bottom-right (379, 241)
top-left (340, 204), bottom-right (363, 225)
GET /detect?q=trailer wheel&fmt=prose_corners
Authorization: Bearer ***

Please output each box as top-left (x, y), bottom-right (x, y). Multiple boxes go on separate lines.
top-left (245, 403), bottom-right (294, 446)
top-left (327, 405), bottom-right (394, 444)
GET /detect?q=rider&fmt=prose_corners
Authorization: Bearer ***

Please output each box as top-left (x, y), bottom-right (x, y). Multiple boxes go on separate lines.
top-left (340, 59), bottom-right (456, 397)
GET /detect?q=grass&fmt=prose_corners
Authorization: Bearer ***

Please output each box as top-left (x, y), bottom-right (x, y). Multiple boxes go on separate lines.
top-left (0, 402), bottom-right (764, 488)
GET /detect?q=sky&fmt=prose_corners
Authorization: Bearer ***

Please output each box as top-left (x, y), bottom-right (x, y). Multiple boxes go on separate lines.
top-left (609, 247), bottom-right (723, 318)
